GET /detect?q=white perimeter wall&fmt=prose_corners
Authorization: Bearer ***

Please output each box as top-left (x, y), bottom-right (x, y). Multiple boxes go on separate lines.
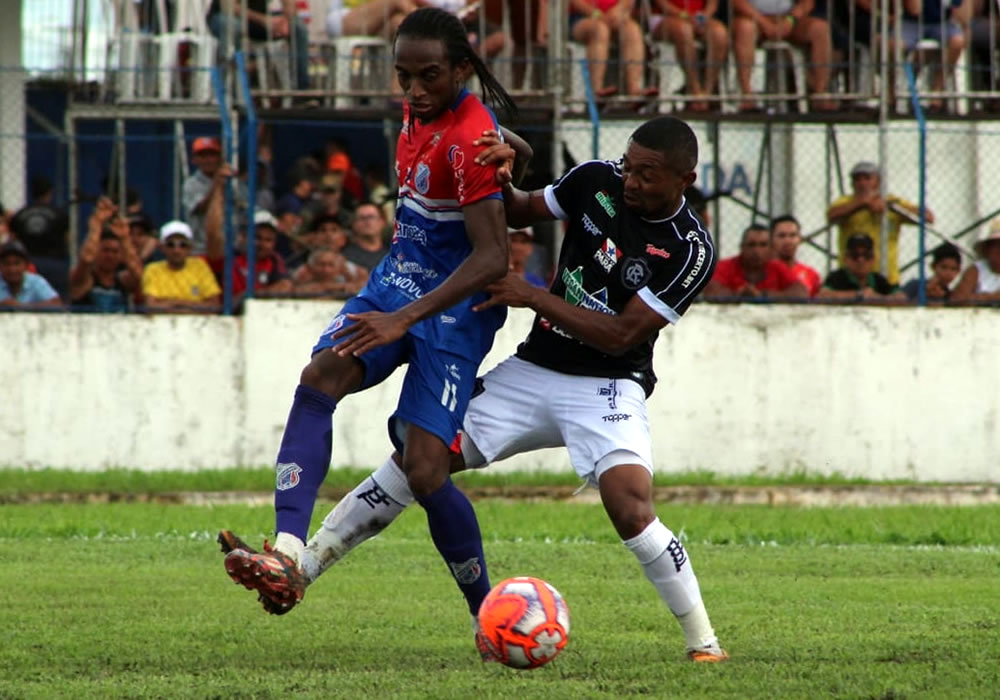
top-left (1, 300), bottom-right (998, 481)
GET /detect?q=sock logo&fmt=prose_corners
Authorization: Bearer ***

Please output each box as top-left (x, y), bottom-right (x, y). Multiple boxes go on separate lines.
top-left (357, 484), bottom-right (391, 509)
top-left (276, 463), bottom-right (302, 491)
top-left (666, 537), bottom-right (688, 572)
top-left (448, 557), bottom-right (482, 585)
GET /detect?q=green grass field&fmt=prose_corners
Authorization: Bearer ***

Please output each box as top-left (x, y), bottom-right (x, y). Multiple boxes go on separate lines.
top-left (2, 483), bottom-right (999, 699)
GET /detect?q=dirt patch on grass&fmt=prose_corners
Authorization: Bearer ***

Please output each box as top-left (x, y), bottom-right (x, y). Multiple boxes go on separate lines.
top-left (3, 484), bottom-right (999, 507)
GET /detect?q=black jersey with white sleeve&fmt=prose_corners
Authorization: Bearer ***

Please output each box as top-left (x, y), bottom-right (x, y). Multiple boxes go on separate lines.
top-left (515, 159), bottom-right (716, 396)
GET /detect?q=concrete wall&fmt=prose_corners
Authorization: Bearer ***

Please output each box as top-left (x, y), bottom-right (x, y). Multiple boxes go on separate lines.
top-left (1, 300), bottom-right (997, 481)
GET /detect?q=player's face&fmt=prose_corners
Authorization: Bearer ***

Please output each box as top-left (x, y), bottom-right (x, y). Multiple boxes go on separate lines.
top-left (394, 36), bottom-right (467, 123)
top-left (771, 223), bottom-right (801, 260)
top-left (620, 140), bottom-right (694, 219)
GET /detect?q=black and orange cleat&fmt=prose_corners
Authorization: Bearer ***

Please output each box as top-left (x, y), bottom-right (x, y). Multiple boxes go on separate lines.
top-left (224, 540), bottom-right (306, 616)
top-left (217, 530), bottom-right (255, 555)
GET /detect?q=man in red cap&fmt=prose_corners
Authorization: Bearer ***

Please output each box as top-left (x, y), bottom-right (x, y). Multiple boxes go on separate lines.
top-left (182, 136), bottom-right (226, 253)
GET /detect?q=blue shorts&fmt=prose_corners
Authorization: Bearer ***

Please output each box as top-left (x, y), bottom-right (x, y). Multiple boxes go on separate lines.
top-left (313, 295), bottom-right (481, 453)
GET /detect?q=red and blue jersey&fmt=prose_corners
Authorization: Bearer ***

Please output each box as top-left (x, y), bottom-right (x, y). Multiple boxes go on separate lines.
top-left (359, 88), bottom-right (506, 360)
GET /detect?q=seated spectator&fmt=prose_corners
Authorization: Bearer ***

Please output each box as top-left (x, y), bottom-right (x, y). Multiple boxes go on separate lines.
top-left (204, 174), bottom-right (294, 300)
top-left (969, 0), bottom-right (1000, 103)
top-left (731, 0), bottom-right (836, 111)
top-left (303, 175), bottom-right (356, 230)
top-left (827, 161), bottom-right (934, 286)
top-left (816, 233), bottom-right (903, 302)
top-left (128, 212), bottom-right (162, 263)
top-left (508, 227), bottom-right (548, 288)
top-left (702, 223), bottom-right (808, 299)
top-left (69, 197), bottom-right (143, 312)
top-left (276, 170), bottom-right (316, 216)
top-left (326, 0), bottom-right (418, 40)
top-left (952, 219), bottom-right (1000, 303)
top-left (569, 0), bottom-right (659, 101)
top-left (8, 176), bottom-right (70, 301)
top-left (287, 214), bottom-right (349, 271)
top-left (901, 241), bottom-right (962, 303)
top-left (771, 214), bottom-right (821, 296)
top-left (896, 0), bottom-right (969, 112)
top-left (292, 247), bottom-right (368, 297)
top-left (326, 144), bottom-right (365, 203)
top-left (207, 0), bottom-right (309, 90)
top-left (141, 221), bottom-right (222, 313)
top-left (0, 240), bottom-right (62, 309)
top-left (648, 0), bottom-right (730, 111)
top-left (343, 202), bottom-right (390, 271)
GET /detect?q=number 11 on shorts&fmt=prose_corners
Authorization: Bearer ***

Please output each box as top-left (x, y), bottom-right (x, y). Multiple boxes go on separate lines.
top-left (441, 379), bottom-right (458, 412)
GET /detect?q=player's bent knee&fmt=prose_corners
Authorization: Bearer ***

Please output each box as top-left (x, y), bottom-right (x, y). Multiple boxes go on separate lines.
top-left (300, 350), bottom-right (363, 400)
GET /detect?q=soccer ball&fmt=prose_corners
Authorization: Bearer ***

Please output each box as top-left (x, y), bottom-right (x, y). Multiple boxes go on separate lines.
top-left (477, 576), bottom-right (570, 669)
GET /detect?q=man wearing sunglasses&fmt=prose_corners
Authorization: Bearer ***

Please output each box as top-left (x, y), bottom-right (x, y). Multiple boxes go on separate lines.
top-left (140, 221), bottom-right (222, 313)
top-left (816, 233), bottom-right (903, 303)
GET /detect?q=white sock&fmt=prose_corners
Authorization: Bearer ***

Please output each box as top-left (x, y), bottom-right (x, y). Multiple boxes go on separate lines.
top-left (273, 532), bottom-right (305, 567)
top-left (299, 456), bottom-right (413, 583)
top-left (623, 518), bottom-right (718, 651)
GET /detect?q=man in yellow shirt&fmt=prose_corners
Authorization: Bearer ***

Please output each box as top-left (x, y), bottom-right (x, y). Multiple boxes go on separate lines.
top-left (141, 221), bottom-right (221, 312)
top-left (826, 161), bottom-right (934, 285)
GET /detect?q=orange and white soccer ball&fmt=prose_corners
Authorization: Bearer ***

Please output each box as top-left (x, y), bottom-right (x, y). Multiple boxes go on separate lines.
top-left (477, 576), bottom-right (570, 669)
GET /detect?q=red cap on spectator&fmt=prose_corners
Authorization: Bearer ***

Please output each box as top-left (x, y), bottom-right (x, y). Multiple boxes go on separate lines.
top-left (192, 137), bottom-right (222, 154)
top-left (327, 153), bottom-right (350, 172)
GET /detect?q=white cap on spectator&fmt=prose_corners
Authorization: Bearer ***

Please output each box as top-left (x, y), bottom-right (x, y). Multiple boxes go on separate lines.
top-left (253, 209), bottom-right (279, 229)
top-left (973, 218), bottom-right (1000, 258)
top-left (160, 220), bottom-right (193, 241)
top-left (850, 161), bottom-right (880, 177)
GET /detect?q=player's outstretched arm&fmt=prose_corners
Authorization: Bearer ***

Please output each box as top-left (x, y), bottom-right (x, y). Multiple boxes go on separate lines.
top-left (474, 129), bottom-right (554, 230)
top-left (335, 197), bottom-right (508, 358)
top-left (476, 277), bottom-right (669, 356)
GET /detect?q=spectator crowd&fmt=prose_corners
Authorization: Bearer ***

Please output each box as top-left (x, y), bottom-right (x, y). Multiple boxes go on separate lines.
top-left (195, 0), bottom-right (1000, 114)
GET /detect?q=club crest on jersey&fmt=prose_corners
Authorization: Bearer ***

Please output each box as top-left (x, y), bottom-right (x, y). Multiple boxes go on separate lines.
top-left (595, 190), bottom-right (616, 218)
top-left (621, 257), bottom-right (651, 290)
top-left (449, 557), bottom-right (482, 584)
top-left (414, 162), bottom-right (431, 194)
top-left (594, 238), bottom-right (623, 272)
top-left (322, 313), bottom-right (346, 336)
top-left (275, 463), bottom-right (302, 491)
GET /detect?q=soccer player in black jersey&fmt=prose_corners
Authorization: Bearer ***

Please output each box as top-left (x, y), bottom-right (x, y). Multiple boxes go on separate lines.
top-left (223, 117), bottom-right (727, 663)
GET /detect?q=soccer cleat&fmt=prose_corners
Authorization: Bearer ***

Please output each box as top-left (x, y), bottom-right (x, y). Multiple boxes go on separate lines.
top-left (217, 529), bottom-right (255, 555)
top-left (224, 540), bottom-right (306, 616)
top-left (687, 644), bottom-right (729, 663)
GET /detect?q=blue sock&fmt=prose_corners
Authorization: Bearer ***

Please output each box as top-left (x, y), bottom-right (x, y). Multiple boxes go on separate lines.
top-left (274, 384), bottom-right (338, 541)
top-left (417, 478), bottom-right (492, 616)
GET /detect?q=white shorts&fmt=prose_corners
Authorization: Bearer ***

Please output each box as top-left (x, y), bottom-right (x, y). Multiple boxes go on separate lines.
top-left (461, 356), bottom-right (653, 486)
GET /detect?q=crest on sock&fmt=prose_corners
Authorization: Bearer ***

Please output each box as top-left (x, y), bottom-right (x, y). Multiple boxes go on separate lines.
top-left (449, 557), bottom-right (482, 584)
top-left (276, 463), bottom-right (303, 491)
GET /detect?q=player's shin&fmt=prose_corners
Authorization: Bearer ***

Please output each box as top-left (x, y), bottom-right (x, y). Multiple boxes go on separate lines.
top-left (623, 518), bottom-right (719, 651)
top-left (273, 384), bottom-right (339, 564)
top-left (418, 477), bottom-right (491, 616)
top-left (300, 455), bottom-right (414, 583)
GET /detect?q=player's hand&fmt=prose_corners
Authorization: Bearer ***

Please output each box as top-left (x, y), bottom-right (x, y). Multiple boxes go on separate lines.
top-left (474, 130), bottom-right (516, 186)
top-left (332, 310), bottom-right (410, 357)
top-left (473, 273), bottom-right (538, 311)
